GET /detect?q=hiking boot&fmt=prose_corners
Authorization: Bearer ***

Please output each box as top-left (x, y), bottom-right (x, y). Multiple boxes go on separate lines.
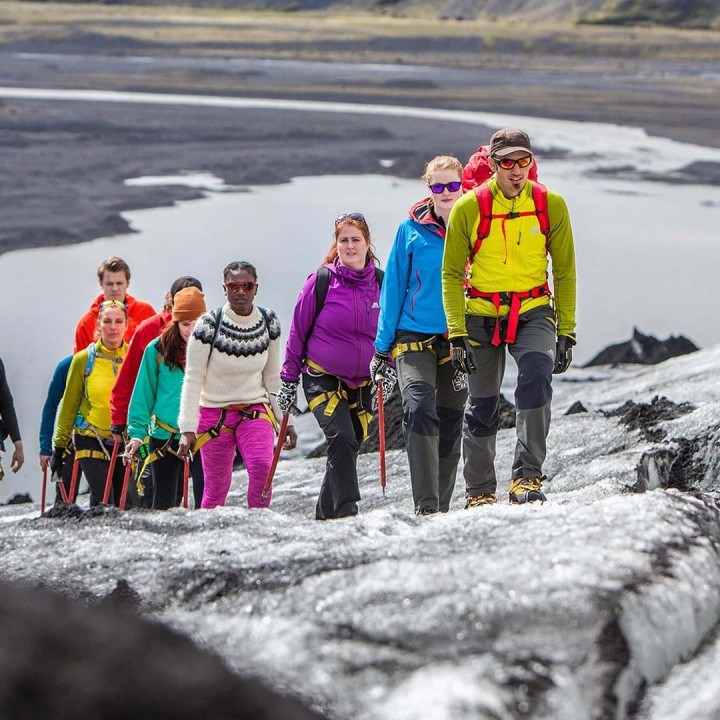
top-left (464, 493), bottom-right (497, 509)
top-left (508, 477), bottom-right (546, 505)
top-left (416, 507), bottom-right (439, 516)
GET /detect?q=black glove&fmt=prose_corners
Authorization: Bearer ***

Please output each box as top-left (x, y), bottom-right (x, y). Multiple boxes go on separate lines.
top-left (450, 336), bottom-right (477, 375)
top-left (554, 334), bottom-right (577, 374)
top-left (49, 447), bottom-right (65, 481)
top-left (452, 368), bottom-right (468, 391)
top-left (369, 350), bottom-right (391, 383)
top-left (276, 380), bottom-right (299, 416)
top-left (110, 423), bottom-right (126, 437)
top-left (372, 366), bottom-right (397, 411)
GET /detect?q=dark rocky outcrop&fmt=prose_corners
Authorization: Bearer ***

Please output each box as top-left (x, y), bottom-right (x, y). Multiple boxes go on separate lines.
top-left (0, 578), bottom-right (323, 720)
top-left (583, 328), bottom-right (699, 367)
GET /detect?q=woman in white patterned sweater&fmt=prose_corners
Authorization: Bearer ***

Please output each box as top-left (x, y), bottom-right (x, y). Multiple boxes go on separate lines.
top-left (177, 261), bottom-right (297, 508)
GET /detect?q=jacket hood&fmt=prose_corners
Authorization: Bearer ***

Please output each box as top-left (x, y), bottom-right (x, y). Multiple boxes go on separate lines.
top-left (408, 198), bottom-right (445, 237)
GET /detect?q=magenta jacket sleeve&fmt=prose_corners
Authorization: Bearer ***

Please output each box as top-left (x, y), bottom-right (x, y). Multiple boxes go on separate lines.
top-left (280, 272), bottom-right (319, 383)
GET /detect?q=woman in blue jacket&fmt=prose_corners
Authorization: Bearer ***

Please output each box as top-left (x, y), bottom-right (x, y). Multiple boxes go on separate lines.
top-left (277, 213), bottom-right (383, 520)
top-left (370, 156), bottom-right (468, 515)
top-left (125, 287), bottom-right (206, 509)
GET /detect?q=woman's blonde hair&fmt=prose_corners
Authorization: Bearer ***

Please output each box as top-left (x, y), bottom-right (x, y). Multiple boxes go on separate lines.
top-left (422, 155), bottom-right (463, 185)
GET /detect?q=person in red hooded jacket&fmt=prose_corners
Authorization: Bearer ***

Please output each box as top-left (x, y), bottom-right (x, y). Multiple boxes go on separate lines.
top-left (110, 276), bottom-right (205, 508)
top-left (73, 257), bottom-right (156, 354)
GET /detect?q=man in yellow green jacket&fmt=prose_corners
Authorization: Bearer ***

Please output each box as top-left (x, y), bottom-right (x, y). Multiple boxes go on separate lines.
top-left (441, 128), bottom-right (577, 508)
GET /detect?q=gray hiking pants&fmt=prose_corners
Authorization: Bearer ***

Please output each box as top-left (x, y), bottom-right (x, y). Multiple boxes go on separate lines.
top-left (395, 332), bottom-right (467, 513)
top-left (464, 306), bottom-right (556, 497)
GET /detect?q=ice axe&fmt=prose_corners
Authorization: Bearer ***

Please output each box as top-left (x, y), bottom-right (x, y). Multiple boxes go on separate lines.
top-left (67, 457), bottom-right (81, 504)
top-left (376, 381), bottom-right (387, 495)
top-left (119, 459), bottom-right (134, 510)
top-left (182, 457), bottom-right (190, 509)
top-left (102, 440), bottom-right (120, 504)
top-left (261, 414), bottom-right (289, 502)
top-left (40, 465), bottom-right (48, 517)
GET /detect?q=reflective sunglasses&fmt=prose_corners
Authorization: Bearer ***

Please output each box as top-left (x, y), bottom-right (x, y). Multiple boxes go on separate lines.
top-left (428, 181), bottom-right (462, 194)
top-left (493, 155), bottom-right (533, 170)
top-left (224, 280), bottom-right (256, 293)
top-left (99, 299), bottom-right (126, 309)
top-left (335, 212), bottom-right (366, 226)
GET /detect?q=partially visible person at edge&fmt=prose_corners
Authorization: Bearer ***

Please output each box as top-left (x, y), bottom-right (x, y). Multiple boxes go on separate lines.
top-left (73, 256), bottom-right (155, 353)
top-left (177, 262), bottom-right (297, 509)
top-left (52, 301), bottom-right (130, 506)
top-left (125, 287), bottom-right (207, 510)
top-left (441, 128), bottom-right (577, 508)
top-left (0, 357), bottom-right (24, 481)
top-left (38, 355), bottom-right (78, 502)
top-left (371, 156), bottom-right (468, 516)
top-left (277, 213), bottom-right (384, 520)
top-left (110, 275), bottom-right (205, 508)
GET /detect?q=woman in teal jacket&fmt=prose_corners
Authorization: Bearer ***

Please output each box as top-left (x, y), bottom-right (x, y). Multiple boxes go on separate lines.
top-left (125, 287), bottom-right (206, 509)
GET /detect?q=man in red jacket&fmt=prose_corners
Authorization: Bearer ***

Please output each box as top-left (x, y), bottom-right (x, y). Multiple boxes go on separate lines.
top-left (110, 275), bottom-right (204, 507)
top-left (73, 257), bottom-right (156, 353)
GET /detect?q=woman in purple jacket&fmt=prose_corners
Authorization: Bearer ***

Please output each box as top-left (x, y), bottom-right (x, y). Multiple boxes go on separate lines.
top-left (277, 213), bottom-right (382, 520)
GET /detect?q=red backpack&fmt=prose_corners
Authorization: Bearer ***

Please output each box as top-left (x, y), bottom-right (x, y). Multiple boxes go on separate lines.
top-left (461, 145), bottom-right (539, 192)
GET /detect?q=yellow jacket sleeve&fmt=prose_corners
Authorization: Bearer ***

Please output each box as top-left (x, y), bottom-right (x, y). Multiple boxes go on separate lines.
top-left (546, 191), bottom-right (577, 338)
top-left (52, 350), bottom-right (88, 448)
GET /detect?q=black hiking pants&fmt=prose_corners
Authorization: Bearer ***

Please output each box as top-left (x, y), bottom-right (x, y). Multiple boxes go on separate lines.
top-left (75, 435), bottom-right (127, 508)
top-left (302, 371), bottom-right (372, 520)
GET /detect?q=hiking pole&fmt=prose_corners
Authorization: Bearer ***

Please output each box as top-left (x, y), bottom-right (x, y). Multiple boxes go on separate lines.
top-left (40, 466), bottom-right (48, 517)
top-left (102, 441), bottom-right (120, 504)
top-left (182, 457), bottom-right (190, 509)
top-left (261, 414), bottom-right (289, 502)
top-left (119, 460), bottom-right (134, 510)
top-left (57, 475), bottom-right (69, 504)
top-left (376, 381), bottom-right (387, 495)
top-left (68, 458), bottom-right (80, 504)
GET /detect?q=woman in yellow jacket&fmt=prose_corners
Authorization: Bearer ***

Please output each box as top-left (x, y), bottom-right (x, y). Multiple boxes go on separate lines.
top-left (51, 300), bottom-right (129, 506)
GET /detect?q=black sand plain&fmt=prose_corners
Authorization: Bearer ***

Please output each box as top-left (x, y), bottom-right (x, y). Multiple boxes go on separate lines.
top-left (1, 5), bottom-right (719, 254)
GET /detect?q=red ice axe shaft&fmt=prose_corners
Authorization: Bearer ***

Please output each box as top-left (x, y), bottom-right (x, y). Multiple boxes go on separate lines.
top-left (182, 457), bottom-right (190, 509)
top-left (119, 460), bottom-right (134, 510)
top-left (261, 414), bottom-right (289, 501)
top-left (377, 381), bottom-right (387, 495)
top-left (102, 441), bottom-right (120, 504)
top-left (68, 457), bottom-right (80, 504)
top-left (40, 466), bottom-right (48, 517)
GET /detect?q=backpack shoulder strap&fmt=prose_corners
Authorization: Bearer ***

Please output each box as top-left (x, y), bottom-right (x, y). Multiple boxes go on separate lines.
top-left (313, 266), bottom-right (331, 323)
top-left (471, 183), bottom-right (494, 260)
top-left (207, 307), bottom-right (223, 362)
top-left (83, 342), bottom-right (97, 399)
top-left (374, 267), bottom-right (384, 288)
top-left (531, 181), bottom-right (550, 238)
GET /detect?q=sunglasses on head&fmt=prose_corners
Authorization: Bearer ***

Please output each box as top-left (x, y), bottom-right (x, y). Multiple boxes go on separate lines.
top-left (335, 212), bottom-right (366, 226)
top-left (493, 155), bottom-right (533, 170)
top-left (99, 300), bottom-right (126, 309)
top-left (428, 181), bottom-right (462, 194)
top-left (224, 280), bottom-right (256, 293)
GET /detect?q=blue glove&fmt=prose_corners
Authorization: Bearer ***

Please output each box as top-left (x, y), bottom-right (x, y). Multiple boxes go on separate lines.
top-left (553, 334), bottom-right (577, 374)
top-left (450, 337), bottom-right (477, 375)
top-left (276, 380), bottom-right (298, 416)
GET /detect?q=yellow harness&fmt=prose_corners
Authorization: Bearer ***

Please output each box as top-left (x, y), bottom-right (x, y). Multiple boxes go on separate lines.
top-left (305, 360), bottom-right (373, 441)
top-left (391, 335), bottom-right (452, 364)
top-left (192, 403), bottom-right (278, 453)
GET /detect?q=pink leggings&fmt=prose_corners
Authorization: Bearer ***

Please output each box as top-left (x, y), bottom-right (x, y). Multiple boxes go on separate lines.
top-left (197, 406), bottom-right (276, 509)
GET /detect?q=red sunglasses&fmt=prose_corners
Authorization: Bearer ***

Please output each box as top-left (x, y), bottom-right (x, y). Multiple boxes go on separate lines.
top-left (224, 280), bottom-right (256, 293)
